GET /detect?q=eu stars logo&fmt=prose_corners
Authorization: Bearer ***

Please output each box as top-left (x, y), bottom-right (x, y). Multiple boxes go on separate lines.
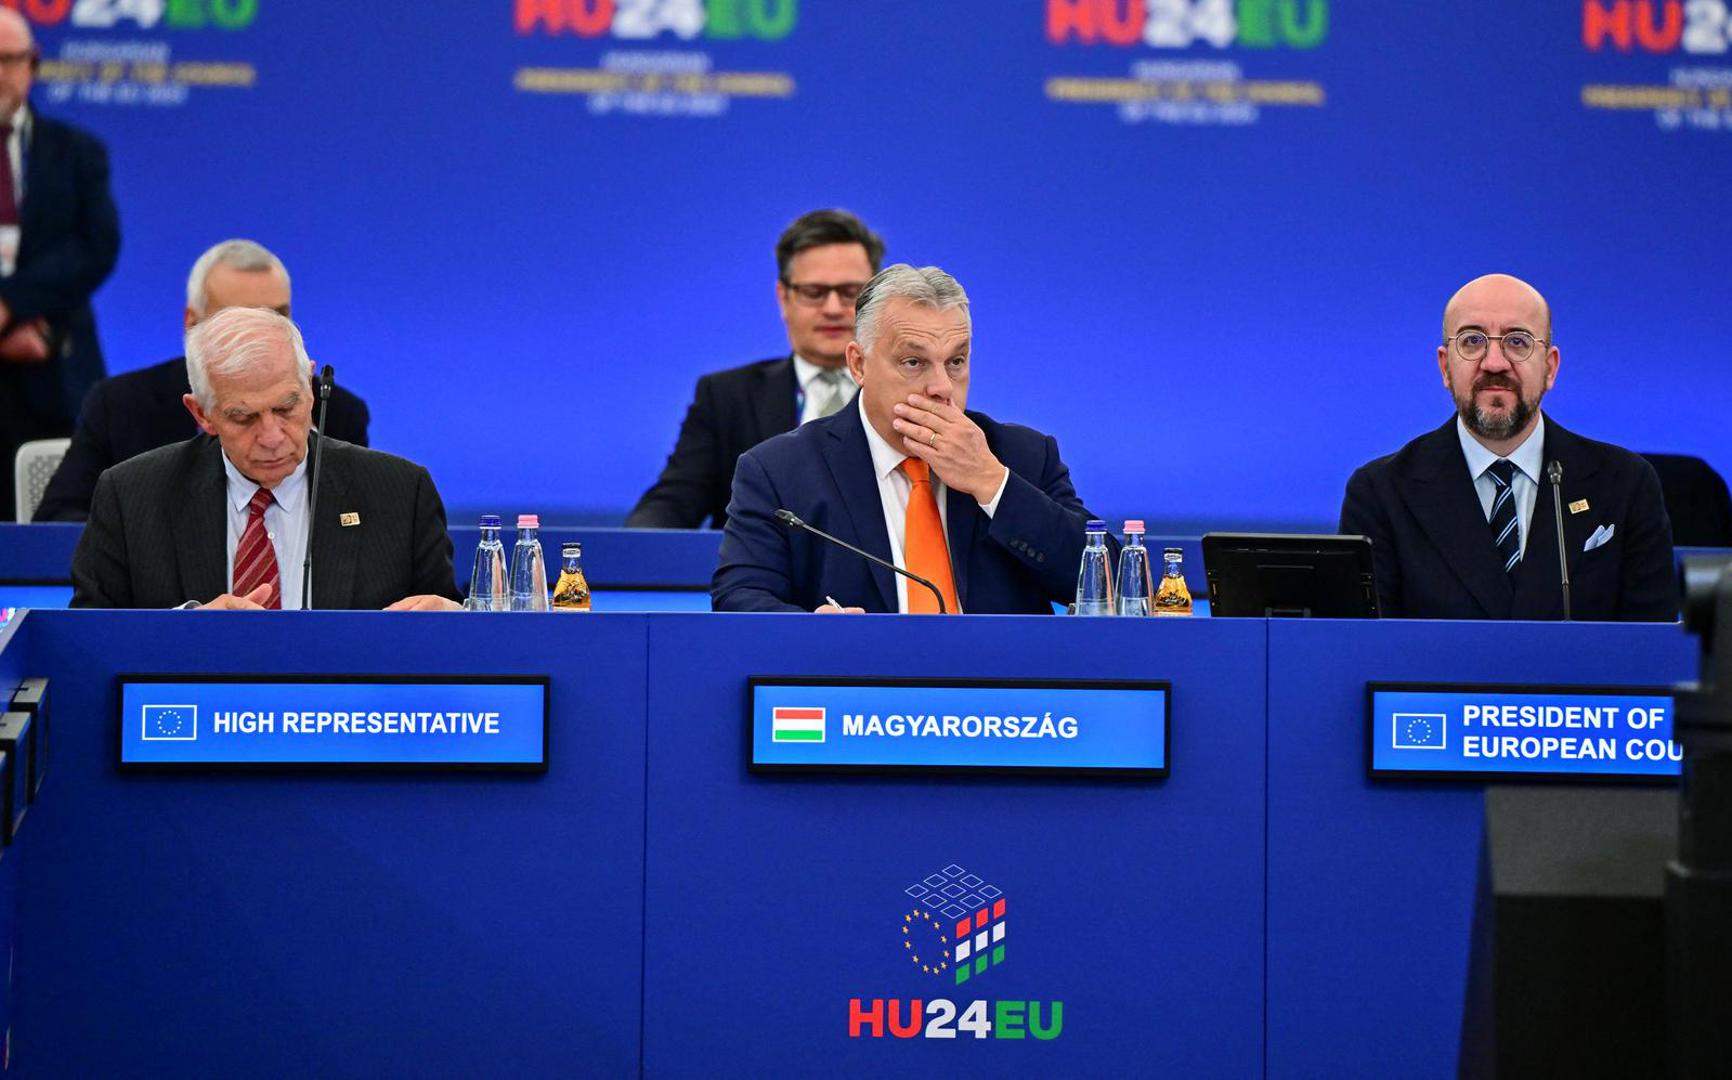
top-left (142, 704), bottom-right (198, 741)
top-left (1392, 712), bottom-right (1446, 750)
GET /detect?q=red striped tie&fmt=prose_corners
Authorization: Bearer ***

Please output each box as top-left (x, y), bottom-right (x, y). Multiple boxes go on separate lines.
top-left (232, 487), bottom-right (282, 609)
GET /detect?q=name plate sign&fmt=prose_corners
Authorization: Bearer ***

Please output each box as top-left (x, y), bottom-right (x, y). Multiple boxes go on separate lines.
top-left (119, 675), bottom-right (548, 770)
top-left (749, 677), bottom-right (1168, 776)
top-left (1369, 682), bottom-right (1680, 782)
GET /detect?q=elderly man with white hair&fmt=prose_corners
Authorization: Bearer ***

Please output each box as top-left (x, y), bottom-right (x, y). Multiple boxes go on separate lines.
top-left (71, 306), bottom-right (459, 610)
top-left (713, 263), bottom-right (1105, 614)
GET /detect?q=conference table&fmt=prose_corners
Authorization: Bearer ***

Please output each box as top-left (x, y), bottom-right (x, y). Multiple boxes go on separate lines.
top-left (0, 517), bottom-right (1708, 1075)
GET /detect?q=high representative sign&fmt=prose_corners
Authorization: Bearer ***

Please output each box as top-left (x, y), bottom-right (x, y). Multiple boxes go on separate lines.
top-left (749, 677), bottom-right (1169, 776)
top-left (118, 675), bottom-right (548, 770)
top-left (1368, 682), bottom-right (1680, 782)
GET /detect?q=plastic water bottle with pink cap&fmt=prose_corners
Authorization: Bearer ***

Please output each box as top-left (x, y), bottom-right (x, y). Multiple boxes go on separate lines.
top-left (1115, 520), bottom-right (1153, 617)
top-left (508, 514), bottom-right (550, 612)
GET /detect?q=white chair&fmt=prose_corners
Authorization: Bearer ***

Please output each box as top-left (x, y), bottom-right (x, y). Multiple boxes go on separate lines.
top-left (13, 438), bottom-right (70, 522)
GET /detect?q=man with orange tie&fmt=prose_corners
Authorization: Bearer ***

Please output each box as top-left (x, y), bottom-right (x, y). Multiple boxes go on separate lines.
top-left (712, 264), bottom-right (1103, 614)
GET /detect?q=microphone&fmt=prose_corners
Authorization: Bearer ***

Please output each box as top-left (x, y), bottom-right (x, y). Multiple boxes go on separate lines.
top-left (301, 364), bottom-right (334, 610)
top-left (774, 508), bottom-right (946, 614)
top-left (1547, 459), bottom-right (1572, 622)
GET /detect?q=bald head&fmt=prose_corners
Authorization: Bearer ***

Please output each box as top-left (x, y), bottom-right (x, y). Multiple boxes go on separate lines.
top-left (1443, 273), bottom-right (1552, 342)
top-left (0, 9), bottom-right (32, 45)
top-left (0, 9), bottom-right (34, 120)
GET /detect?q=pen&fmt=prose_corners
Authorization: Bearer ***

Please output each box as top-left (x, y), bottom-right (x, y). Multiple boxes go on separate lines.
top-left (825, 595), bottom-right (845, 610)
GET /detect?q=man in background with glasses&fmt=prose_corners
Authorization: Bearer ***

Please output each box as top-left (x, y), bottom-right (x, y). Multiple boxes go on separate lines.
top-left (627, 208), bottom-right (884, 529)
top-left (1340, 273), bottom-right (1675, 620)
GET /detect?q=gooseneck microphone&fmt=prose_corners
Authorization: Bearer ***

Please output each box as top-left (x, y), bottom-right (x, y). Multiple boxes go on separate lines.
top-left (301, 364), bottom-right (334, 611)
top-left (1547, 459), bottom-right (1571, 622)
top-left (774, 508), bottom-right (946, 614)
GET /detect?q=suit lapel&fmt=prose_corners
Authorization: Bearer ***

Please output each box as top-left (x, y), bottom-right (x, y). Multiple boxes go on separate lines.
top-left (753, 356), bottom-right (799, 441)
top-left (819, 412), bottom-right (897, 611)
top-left (172, 438), bottom-right (232, 603)
top-left (308, 438), bottom-right (358, 609)
top-left (944, 486), bottom-right (978, 614)
top-left (1400, 421), bottom-right (1512, 618)
top-left (1512, 419), bottom-right (1600, 617)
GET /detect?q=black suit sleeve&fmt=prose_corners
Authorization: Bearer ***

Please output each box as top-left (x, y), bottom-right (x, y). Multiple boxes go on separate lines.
top-left (69, 468), bottom-right (131, 607)
top-left (32, 377), bottom-right (117, 521)
top-left (626, 375), bottom-right (723, 529)
top-left (982, 433), bottom-right (1097, 602)
top-left (0, 132), bottom-right (120, 323)
top-left (409, 465), bottom-right (461, 602)
top-left (1340, 465), bottom-right (1403, 617)
top-left (1618, 459), bottom-right (1678, 621)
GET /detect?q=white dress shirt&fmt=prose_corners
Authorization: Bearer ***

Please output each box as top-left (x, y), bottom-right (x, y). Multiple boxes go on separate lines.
top-left (1457, 412), bottom-right (1546, 557)
top-left (222, 453), bottom-right (311, 608)
top-left (856, 397), bottom-right (1008, 613)
top-left (794, 353), bottom-right (857, 425)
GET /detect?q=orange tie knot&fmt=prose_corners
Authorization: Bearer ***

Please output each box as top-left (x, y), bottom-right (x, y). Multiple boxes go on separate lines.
top-left (899, 457), bottom-right (931, 485)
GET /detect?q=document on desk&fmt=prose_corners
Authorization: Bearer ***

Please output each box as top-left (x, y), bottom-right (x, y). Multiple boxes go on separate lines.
top-left (1368, 682), bottom-right (1680, 782)
top-left (118, 674), bottom-right (549, 770)
top-left (748, 676), bottom-right (1168, 776)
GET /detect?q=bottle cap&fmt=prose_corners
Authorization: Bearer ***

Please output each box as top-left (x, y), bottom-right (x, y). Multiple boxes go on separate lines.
top-left (516, 514), bottom-right (539, 529)
top-left (479, 514), bottom-right (502, 529)
top-left (1164, 547), bottom-right (1183, 558)
top-left (1123, 519), bottom-right (1145, 534)
top-left (562, 542), bottom-right (582, 557)
top-left (1086, 519), bottom-right (1106, 530)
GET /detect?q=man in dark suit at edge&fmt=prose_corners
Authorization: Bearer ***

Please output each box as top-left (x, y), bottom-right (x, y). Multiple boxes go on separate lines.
top-left (35, 238), bottom-right (371, 521)
top-left (627, 208), bottom-right (885, 529)
top-left (1339, 273), bottom-right (1675, 620)
top-left (713, 264), bottom-right (1104, 614)
top-left (0, 8), bottom-right (121, 520)
top-left (71, 306), bottom-right (459, 610)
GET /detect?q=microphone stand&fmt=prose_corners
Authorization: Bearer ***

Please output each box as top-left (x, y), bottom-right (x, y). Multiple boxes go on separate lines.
top-left (1547, 460), bottom-right (1571, 621)
top-left (775, 508), bottom-right (946, 614)
top-left (301, 364), bottom-right (334, 611)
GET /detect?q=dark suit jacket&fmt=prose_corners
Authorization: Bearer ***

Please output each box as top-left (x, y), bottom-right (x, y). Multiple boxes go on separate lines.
top-left (1339, 417), bottom-right (1677, 621)
top-left (33, 356), bottom-right (371, 521)
top-left (71, 434), bottom-right (458, 609)
top-left (627, 355), bottom-right (798, 529)
top-left (713, 405), bottom-right (1099, 613)
top-left (0, 109), bottom-right (121, 424)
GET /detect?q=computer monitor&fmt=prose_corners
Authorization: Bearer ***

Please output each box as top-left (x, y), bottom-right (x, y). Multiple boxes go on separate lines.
top-left (1202, 533), bottom-right (1381, 618)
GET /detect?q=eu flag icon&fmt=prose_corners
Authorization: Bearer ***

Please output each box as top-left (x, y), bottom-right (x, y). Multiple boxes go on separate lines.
top-left (1392, 712), bottom-right (1446, 750)
top-left (142, 705), bottom-right (198, 741)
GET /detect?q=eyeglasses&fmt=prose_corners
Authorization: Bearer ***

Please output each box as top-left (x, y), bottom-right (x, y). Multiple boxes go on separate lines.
top-left (782, 280), bottom-right (866, 306)
top-left (1448, 329), bottom-right (1548, 364)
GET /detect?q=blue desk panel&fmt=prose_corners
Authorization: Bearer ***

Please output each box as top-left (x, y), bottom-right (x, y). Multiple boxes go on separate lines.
top-left (10, 611), bottom-right (649, 1076)
top-left (643, 614), bottom-right (1267, 1077)
top-left (1264, 619), bottom-right (1696, 1078)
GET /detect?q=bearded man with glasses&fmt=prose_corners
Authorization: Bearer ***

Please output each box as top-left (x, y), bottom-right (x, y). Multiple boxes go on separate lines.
top-left (1339, 273), bottom-right (1675, 620)
top-left (627, 208), bottom-right (885, 529)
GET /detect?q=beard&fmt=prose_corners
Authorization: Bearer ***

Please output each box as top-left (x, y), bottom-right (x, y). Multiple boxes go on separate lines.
top-left (1455, 375), bottom-right (1538, 441)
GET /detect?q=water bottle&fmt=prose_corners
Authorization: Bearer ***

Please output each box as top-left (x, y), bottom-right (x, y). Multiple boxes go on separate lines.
top-left (1154, 546), bottom-right (1194, 617)
top-left (1115, 520), bottom-right (1152, 617)
top-left (464, 514), bottom-right (509, 611)
top-left (508, 514), bottom-right (550, 612)
top-left (1073, 519), bottom-right (1115, 616)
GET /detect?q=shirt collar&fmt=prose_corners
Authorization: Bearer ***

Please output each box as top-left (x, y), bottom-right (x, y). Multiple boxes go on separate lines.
top-left (3, 103), bottom-right (30, 137)
top-left (792, 353), bottom-right (849, 390)
top-left (1456, 411), bottom-right (1546, 484)
top-left (856, 395), bottom-right (910, 483)
top-left (222, 450), bottom-right (309, 513)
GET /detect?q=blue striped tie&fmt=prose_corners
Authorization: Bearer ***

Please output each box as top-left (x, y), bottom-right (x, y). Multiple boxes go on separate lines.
top-left (1487, 459), bottom-right (1521, 575)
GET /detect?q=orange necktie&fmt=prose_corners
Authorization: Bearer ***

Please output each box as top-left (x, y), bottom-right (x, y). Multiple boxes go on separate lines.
top-left (898, 458), bottom-right (959, 614)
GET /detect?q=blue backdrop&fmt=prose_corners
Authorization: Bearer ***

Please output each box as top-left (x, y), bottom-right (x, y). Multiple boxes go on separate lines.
top-left (26, 0), bottom-right (1732, 529)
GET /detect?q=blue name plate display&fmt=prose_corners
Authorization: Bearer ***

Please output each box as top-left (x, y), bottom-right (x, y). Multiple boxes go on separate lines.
top-left (1368, 682), bottom-right (1680, 782)
top-left (119, 675), bottom-right (549, 770)
top-left (748, 677), bottom-right (1169, 776)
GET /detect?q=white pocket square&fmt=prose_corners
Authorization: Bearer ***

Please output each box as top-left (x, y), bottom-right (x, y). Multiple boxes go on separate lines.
top-left (1583, 524), bottom-right (1615, 552)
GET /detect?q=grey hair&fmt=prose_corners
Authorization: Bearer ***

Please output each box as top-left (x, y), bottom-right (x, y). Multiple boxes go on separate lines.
top-left (185, 306), bottom-right (311, 410)
top-left (185, 239), bottom-right (291, 317)
top-left (852, 264), bottom-right (970, 357)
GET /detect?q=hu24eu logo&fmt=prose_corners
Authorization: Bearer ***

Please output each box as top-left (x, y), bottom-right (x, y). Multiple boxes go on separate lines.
top-left (847, 863), bottom-right (1063, 1041)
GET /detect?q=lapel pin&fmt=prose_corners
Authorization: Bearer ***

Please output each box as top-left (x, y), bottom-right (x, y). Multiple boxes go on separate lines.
top-left (1568, 499), bottom-right (1589, 515)
top-left (340, 512), bottom-right (361, 527)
